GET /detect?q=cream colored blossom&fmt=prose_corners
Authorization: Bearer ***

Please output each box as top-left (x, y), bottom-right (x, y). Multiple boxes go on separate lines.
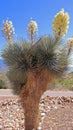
top-left (67, 38), bottom-right (73, 46)
top-left (28, 20), bottom-right (38, 34)
top-left (52, 9), bottom-right (70, 39)
top-left (67, 38), bottom-right (73, 43)
top-left (27, 19), bottom-right (38, 45)
top-left (67, 37), bottom-right (73, 55)
top-left (2, 19), bottom-right (15, 43)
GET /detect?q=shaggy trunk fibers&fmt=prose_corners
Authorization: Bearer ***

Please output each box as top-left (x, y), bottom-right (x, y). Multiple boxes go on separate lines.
top-left (20, 69), bottom-right (53, 130)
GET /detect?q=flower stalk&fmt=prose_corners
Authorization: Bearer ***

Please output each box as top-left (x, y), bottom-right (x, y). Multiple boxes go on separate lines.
top-left (2, 19), bottom-right (15, 43)
top-left (27, 19), bottom-right (38, 45)
top-left (52, 9), bottom-right (69, 40)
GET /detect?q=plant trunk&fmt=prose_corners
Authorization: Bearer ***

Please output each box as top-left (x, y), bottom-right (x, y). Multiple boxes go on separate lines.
top-left (20, 69), bottom-right (53, 130)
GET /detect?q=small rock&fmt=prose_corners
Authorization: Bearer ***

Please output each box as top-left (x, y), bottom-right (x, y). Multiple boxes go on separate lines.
top-left (54, 106), bottom-right (58, 109)
top-left (37, 126), bottom-right (42, 130)
top-left (41, 112), bottom-right (45, 117)
top-left (0, 125), bottom-right (2, 129)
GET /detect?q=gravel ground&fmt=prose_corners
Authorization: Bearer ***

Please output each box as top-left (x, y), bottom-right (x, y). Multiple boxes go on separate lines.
top-left (0, 95), bottom-right (73, 130)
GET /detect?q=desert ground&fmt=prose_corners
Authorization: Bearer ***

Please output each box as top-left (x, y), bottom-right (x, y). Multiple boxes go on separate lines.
top-left (0, 90), bottom-right (73, 130)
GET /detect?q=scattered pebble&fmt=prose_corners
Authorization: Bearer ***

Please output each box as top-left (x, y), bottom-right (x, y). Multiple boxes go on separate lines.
top-left (0, 96), bottom-right (73, 129)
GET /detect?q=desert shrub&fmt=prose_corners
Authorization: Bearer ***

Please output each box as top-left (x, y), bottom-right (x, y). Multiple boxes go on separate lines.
top-left (52, 73), bottom-right (73, 91)
top-left (0, 79), bottom-right (7, 89)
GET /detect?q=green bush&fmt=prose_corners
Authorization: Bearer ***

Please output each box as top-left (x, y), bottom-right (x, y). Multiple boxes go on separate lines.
top-left (0, 79), bottom-right (7, 89)
top-left (52, 73), bottom-right (73, 91)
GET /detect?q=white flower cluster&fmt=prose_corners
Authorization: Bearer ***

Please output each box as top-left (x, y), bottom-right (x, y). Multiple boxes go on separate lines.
top-left (28, 19), bottom-right (38, 34)
top-left (52, 9), bottom-right (70, 39)
top-left (67, 38), bottom-right (73, 44)
top-left (2, 19), bottom-right (15, 42)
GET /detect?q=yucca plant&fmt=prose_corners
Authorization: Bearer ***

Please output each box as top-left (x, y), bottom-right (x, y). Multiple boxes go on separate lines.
top-left (2, 11), bottom-right (72, 130)
top-left (2, 36), bottom-right (70, 130)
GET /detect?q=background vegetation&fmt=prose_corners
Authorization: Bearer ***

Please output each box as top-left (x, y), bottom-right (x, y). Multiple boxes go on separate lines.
top-left (0, 71), bottom-right (73, 90)
top-left (0, 73), bottom-right (8, 89)
top-left (49, 72), bottom-right (73, 91)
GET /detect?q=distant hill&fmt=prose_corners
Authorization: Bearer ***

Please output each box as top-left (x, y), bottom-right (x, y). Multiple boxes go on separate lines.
top-left (0, 59), bottom-right (7, 73)
top-left (0, 59), bottom-right (7, 67)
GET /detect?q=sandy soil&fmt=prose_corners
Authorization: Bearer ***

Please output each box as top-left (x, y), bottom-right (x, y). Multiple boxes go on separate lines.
top-left (0, 93), bottom-right (73, 130)
top-left (0, 90), bottom-right (73, 129)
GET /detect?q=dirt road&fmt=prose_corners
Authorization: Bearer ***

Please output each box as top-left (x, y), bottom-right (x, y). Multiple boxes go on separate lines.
top-left (0, 89), bottom-right (73, 97)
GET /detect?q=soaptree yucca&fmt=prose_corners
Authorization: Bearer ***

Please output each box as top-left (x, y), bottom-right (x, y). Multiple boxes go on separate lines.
top-left (2, 12), bottom-right (72, 130)
top-left (2, 36), bottom-right (69, 130)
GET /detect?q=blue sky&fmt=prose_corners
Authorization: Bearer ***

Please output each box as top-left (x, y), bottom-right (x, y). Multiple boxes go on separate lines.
top-left (0, 0), bottom-right (73, 58)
